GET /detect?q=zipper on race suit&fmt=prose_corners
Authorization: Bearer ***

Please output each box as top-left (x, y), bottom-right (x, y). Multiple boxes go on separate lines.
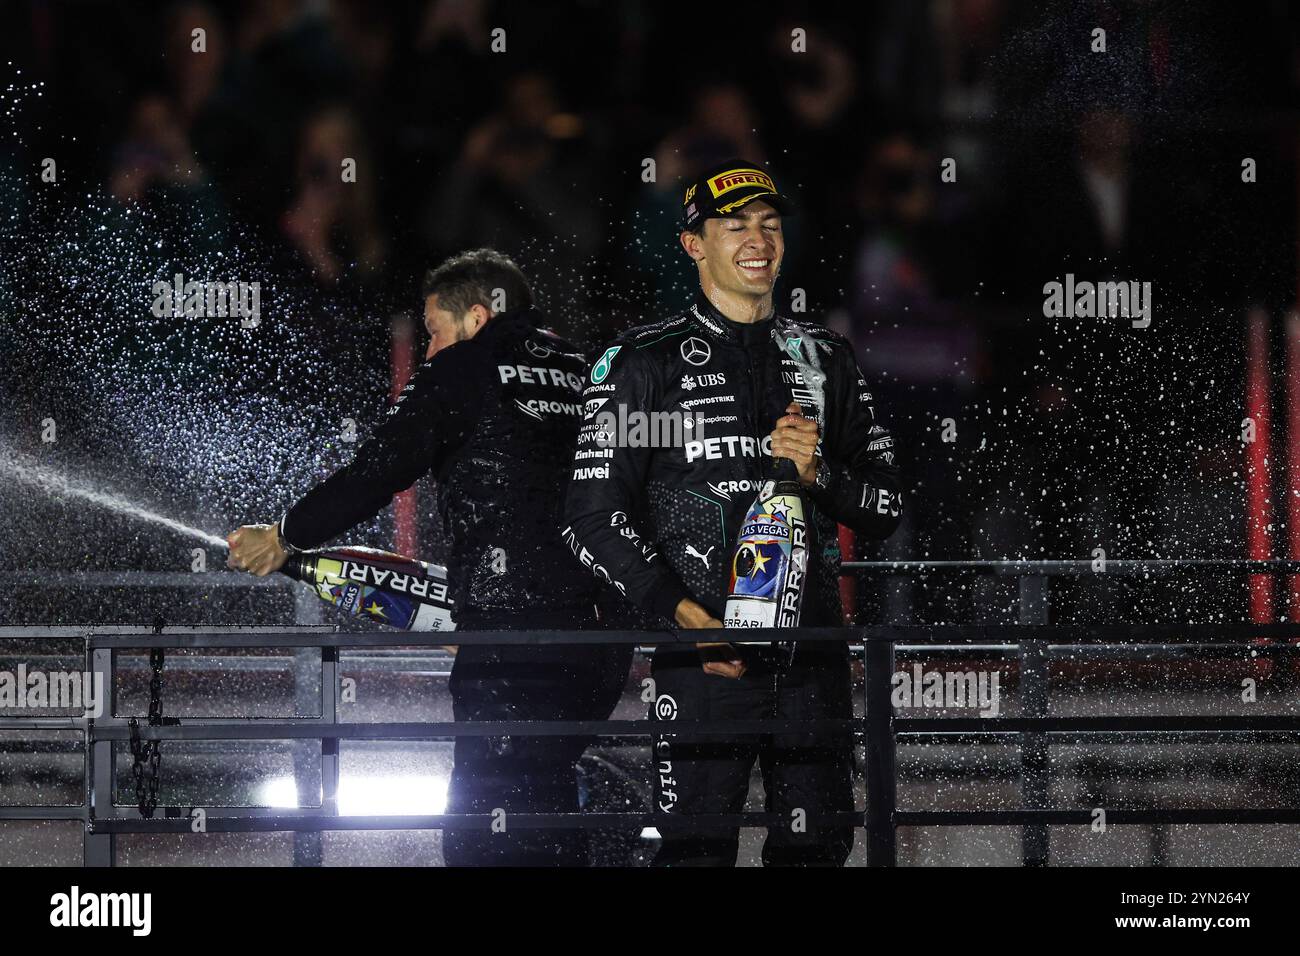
top-left (746, 344), bottom-right (763, 484)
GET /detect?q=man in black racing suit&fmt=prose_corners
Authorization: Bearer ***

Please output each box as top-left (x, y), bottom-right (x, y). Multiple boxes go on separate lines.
top-left (227, 249), bottom-right (629, 866)
top-left (562, 161), bottom-right (903, 866)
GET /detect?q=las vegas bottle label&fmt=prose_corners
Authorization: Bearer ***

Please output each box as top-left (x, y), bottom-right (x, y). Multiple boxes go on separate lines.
top-left (723, 479), bottom-right (808, 638)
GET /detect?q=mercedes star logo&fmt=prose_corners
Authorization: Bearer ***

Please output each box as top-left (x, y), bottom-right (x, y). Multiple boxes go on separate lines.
top-left (680, 337), bottom-right (712, 366)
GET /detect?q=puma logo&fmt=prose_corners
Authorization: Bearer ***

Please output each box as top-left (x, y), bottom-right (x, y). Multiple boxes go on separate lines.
top-left (685, 544), bottom-right (715, 570)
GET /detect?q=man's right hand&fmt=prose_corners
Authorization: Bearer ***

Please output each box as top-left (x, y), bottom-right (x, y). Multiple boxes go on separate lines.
top-left (673, 598), bottom-right (746, 679)
top-left (226, 524), bottom-right (289, 577)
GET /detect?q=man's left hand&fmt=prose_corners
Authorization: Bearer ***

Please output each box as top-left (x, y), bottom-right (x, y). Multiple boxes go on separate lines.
top-left (769, 402), bottom-right (820, 486)
top-left (226, 524), bottom-right (288, 576)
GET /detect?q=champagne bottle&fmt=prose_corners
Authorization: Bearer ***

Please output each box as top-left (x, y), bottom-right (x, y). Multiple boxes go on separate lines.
top-left (723, 457), bottom-right (809, 644)
top-left (280, 546), bottom-right (456, 632)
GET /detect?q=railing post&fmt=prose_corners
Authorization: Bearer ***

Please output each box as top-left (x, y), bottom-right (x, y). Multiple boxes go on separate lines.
top-left (293, 591), bottom-right (325, 866)
top-left (321, 646), bottom-right (340, 822)
top-left (85, 645), bottom-right (115, 867)
top-left (1019, 575), bottom-right (1050, 866)
top-left (863, 632), bottom-right (897, 866)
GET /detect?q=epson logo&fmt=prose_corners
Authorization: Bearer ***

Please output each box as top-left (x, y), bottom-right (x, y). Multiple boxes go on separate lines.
top-left (684, 434), bottom-right (772, 463)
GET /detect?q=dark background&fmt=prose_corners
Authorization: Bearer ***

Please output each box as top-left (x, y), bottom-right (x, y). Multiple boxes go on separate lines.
top-left (2, 0), bottom-right (1298, 626)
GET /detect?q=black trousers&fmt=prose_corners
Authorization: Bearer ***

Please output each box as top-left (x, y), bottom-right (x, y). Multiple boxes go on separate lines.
top-left (650, 642), bottom-right (855, 867)
top-left (442, 608), bottom-right (630, 867)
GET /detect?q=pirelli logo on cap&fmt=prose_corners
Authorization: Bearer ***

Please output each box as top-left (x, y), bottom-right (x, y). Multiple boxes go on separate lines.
top-left (707, 168), bottom-right (776, 199)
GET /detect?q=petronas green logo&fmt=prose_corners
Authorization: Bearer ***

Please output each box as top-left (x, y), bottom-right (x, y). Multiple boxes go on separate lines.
top-left (591, 345), bottom-right (622, 384)
top-left (784, 336), bottom-right (802, 359)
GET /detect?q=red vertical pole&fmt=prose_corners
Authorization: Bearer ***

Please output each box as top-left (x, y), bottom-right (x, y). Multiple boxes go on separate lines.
top-left (1245, 307), bottom-right (1274, 624)
top-left (390, 315), bottom-right (418, 557)
top-left (1286, 312), bottom-right (1300, 623)
top-left (838, 525), bottom-right (857, 624)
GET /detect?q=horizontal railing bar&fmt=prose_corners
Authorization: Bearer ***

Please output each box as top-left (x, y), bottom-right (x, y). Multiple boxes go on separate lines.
top-left (0, 624), bottom-right (1288, 647)
top-left (8, 642), bottom-right (1286, 662)
top-left (842, 559), bottom-right (1300, 574)
top-left (95, 715), bottom-right (322, 725)
top-left (86, 805), bottom-right (1300, 832)
top-left (897, 731), bottom-right (1300, 745)
top-left (6, 561), bottom-right (1300, 588)
top-left (0, 806), bottom-right (85, 820)
top-left (11, 640), bottom-right (1284, 657)
top-left (6, 624), bottom-right (1300, 646)
top-left (0, 717), bottom-right (87, 729)
top-left (89, 810), bottom-right (867, 834)
top-left (896, 716), bottom-right (1300, 732)
top-left (894, 808), bottom-right (1300, 825)
top-left (0, 572), bottom-right (290, 588)
top-left (86, 715), bottom-right (1300, 741)
top-left (91, 719), bottom-right (862, 741)
top-left (97, 805), bottom-right (331, 819)
top-left (0, 625), bottom-right (335, 637)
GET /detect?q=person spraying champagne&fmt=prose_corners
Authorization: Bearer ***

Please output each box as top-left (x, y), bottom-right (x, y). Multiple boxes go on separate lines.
top-left (226, 249), bottom-right (629, 867)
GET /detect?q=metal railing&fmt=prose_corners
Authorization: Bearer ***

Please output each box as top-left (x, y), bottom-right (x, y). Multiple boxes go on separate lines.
top-left (2, 558), bottom-right (1299, 866)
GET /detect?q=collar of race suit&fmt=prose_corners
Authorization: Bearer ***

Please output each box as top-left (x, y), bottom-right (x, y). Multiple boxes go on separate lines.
top-left (689, 290), bottom-right (780, 347)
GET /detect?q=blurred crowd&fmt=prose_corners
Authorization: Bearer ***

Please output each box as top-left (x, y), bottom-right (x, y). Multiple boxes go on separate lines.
top-left (4, 0), bottom-right (1298, 622)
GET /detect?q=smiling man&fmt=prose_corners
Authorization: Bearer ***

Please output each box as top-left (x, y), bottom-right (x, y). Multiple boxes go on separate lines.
top-left (562, 159), bottom-right (905, 866)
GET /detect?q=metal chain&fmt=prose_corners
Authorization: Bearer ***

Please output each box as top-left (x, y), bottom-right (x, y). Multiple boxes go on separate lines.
top-left (127, 641), bottom-right (167, 819)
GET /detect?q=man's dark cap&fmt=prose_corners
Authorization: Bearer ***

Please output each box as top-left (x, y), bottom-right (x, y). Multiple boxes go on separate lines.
top-left (680, 159), bottom-right (794, 228)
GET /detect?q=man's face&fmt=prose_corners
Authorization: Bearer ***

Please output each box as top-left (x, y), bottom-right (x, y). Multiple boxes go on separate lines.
top-left (684, 200), bottom-right (784, 299)
top-left (423, 294), bottom-right (481, 359)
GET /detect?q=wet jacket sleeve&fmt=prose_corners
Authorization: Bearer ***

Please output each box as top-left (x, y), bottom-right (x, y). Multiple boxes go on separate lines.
top-left (806, 346), bottom-right (905, 539)
top-left (560, 344), bottom-right (692, 622)
top-left (280, 351), bottom-right (481, 549)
